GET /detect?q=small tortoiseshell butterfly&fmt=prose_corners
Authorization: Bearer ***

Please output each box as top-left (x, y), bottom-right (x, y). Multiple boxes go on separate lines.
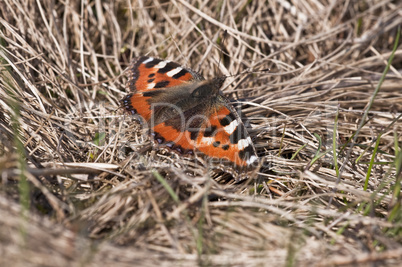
top-left (121, 56), bottom-right (260, 180)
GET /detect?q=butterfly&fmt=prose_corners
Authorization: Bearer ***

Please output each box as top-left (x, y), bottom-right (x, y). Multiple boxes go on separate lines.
top-left (121, 56), bottom-right (260, 180)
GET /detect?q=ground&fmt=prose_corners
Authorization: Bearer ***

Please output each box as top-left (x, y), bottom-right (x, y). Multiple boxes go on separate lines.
top-left (0, 0), bottom-right (401, 266)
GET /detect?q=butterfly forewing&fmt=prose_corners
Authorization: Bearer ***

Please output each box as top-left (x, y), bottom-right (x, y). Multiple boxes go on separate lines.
top-left (126, 56), bottom-right (204, 92)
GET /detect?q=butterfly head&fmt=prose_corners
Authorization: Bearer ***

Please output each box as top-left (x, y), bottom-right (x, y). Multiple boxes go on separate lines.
top-left (211, 76), bottom-right (227, 90)
top-left (191, 76), bottom-right (227, 98)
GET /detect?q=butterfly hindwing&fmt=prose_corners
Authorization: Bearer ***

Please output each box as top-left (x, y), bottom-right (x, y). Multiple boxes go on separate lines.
top-left (194, 98), bottom-right (259, 176)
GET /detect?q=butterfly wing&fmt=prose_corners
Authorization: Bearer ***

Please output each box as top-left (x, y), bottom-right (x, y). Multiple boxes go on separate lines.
top-left (195, 97), bottom-right (259, 175)
top-left (149, 94), bottom-right (259, 179)
top-left (122, 56), bottom-right (204, 121)
top-left (127, 56), bottom-right (204, 92)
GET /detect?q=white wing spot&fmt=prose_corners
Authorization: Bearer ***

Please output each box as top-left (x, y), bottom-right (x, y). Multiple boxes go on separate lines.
top-left (237, 138), bottom-right (250, 150)
top-left (224, 120), bottom-right (238, 135)
top-left (142, 57), bottom-right (154, 64)
top-left (155, 60), bottom-right (168, 69)
top-left (166, 67), bottom-right (183, 77)
top-left (247, 155), bottom-right (258, 165)
top-left (200, 137), bottom-right (214, 145)
top-left (147, 83), bottom-right (155, 89)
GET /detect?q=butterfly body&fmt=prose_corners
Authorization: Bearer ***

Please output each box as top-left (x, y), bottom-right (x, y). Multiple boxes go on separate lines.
top-left (122, 56), bottom-right (259, 180)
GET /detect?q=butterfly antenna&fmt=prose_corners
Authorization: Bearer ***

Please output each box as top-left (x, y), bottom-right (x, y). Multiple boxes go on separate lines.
top-left (217, 30), bottom-right (270, 80)
top-left (217, 30), bottom-right (228, 75)
top-left (218, 31), bottom-right (269, 79)
top-left (226, 68), bottom-right (271, 79)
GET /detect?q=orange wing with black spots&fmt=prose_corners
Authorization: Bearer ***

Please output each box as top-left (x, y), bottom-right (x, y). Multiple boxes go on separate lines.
top-left (122, 56), bottom-right (203, 121)
top-left (126, 56), bottom-right (203, 93)
top-left (121, 56), bottom-right (260, 180)
top-left (195, 105), bottom-right (258, 169)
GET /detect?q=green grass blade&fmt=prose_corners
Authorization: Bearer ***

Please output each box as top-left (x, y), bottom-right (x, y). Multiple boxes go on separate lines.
top-left (152, 170), bottom-right (180, 203)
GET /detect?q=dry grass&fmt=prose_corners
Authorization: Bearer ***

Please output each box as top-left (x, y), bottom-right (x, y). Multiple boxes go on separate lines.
top-left (1, 0), bottom-right (402, 266)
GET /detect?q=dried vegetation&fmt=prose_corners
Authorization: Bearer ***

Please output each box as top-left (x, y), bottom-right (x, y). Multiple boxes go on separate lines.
top-left (0, 0), bottom-right (401, 266)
